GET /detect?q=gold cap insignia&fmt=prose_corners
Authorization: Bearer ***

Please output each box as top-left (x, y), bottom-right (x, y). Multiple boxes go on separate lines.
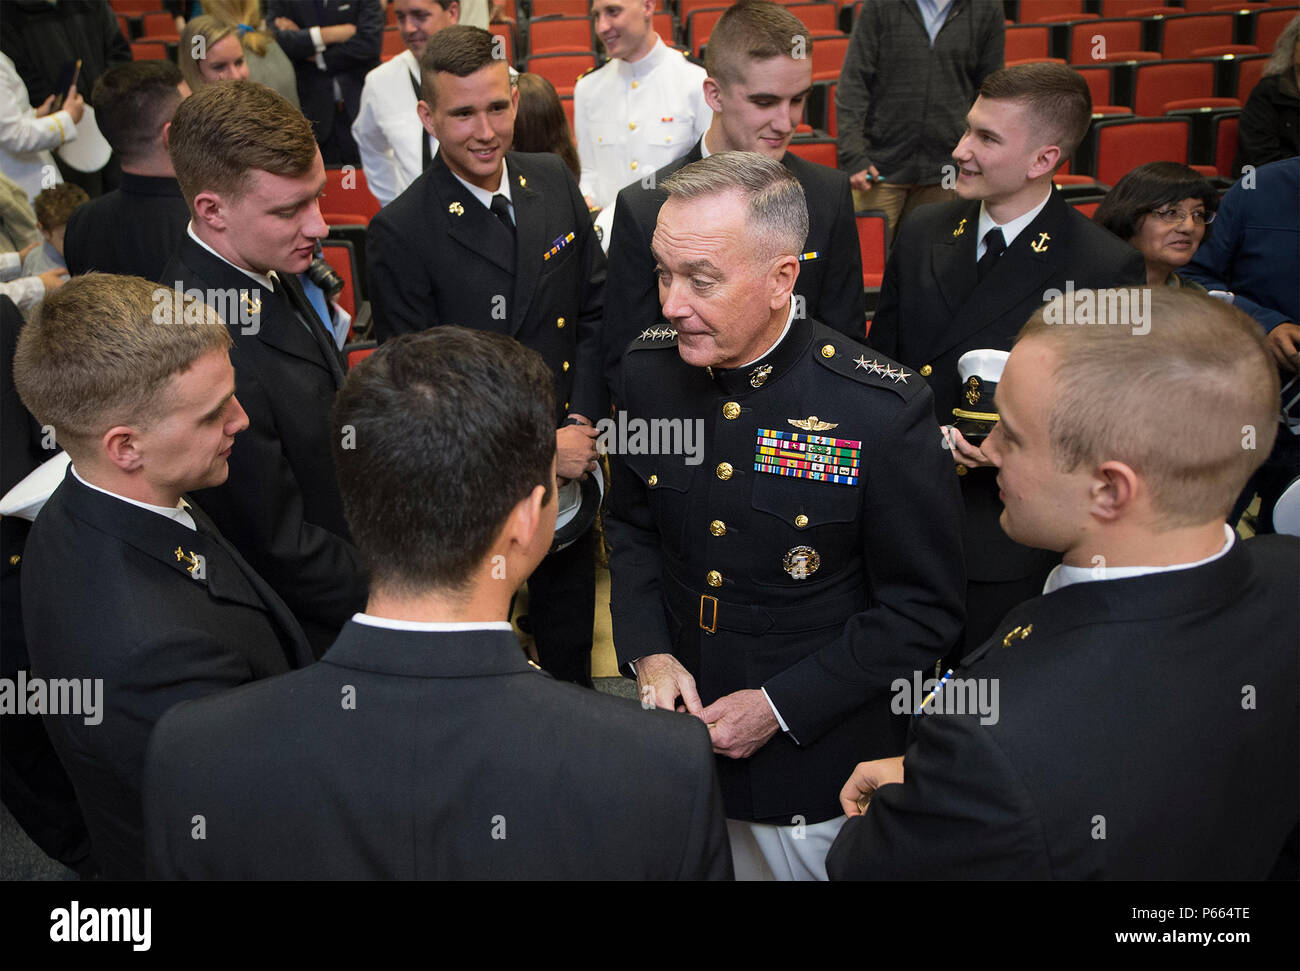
top-left (965, 376), bottom-right (981, 405)
top-left (449, 201), bottom-right (465, 216)
top-left (783, 546), bottom-right (820, 580)
top-left (788, 416), bottom-right (838, 432)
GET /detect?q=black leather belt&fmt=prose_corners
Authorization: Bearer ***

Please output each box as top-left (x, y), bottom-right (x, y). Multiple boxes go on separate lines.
top-left (661, 569), bottom-right (865, 636)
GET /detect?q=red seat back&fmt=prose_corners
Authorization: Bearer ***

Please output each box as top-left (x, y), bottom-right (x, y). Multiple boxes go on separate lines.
top-left (1095, 116), bottom-right (1189, 184)
top-left (856, 211), bottom-right (887, 289)
top-left (1133, 60), bottom-right (1215, 115)
top-left (1160, 13), bottom-right (1236, 58)
top-left (530, 17), bottom-right (593, 55)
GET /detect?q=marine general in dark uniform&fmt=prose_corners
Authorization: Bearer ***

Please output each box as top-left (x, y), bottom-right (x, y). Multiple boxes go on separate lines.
top-left (604, 152), bottom-right (965, 880)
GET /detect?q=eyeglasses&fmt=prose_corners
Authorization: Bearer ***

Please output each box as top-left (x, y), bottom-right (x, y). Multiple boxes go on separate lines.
top-left (1148, 207), bottom-right (1215, 225)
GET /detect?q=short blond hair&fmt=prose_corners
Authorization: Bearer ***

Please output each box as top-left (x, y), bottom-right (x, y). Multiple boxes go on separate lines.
top-left (1017, 287), bottom-right (1279, 527)
top-left (13, 274), bottom-right (232, 461)
top-left (168, 80), bottom-right (317, 210)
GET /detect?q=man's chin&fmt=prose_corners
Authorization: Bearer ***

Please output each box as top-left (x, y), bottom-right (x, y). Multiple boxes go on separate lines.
top-left (675, 336), bottom-right (718, 369)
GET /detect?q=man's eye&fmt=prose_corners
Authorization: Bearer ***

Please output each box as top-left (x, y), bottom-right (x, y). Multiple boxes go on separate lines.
top-left (691, 278), bottom-right (712, 291)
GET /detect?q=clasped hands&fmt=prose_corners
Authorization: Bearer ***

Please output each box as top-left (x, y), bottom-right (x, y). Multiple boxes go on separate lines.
top-left (635, 653), bottom-right (778, 759)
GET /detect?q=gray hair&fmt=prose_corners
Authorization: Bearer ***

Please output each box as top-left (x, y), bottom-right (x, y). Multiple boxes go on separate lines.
top-left (1264, 14), bottom-right (1300, 78)
top-left (659, 151), bottom-right (809, 260)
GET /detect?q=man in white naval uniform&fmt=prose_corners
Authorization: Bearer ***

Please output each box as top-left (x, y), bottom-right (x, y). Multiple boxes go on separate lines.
top-left (352, 0), bottom-right (459, 207)
top-left (575, 0), bottom-right (710, 216)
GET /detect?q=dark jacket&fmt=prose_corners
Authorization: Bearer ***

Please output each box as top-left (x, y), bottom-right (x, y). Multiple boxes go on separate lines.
top-left (23, 471), bottom-right (312, 879)
top-left (145, 624), bottom-right (734, 880)
top-left (827, 535), bottom-right (1300, 880)
top-left (64, 173), bottom-right (190, 280)
top-left (0, 0), bottom-right (131, 107)
top-left (835, 0), bottom-right (1005, 183)
top-left (1233, 73), bottom-right (1300, 180)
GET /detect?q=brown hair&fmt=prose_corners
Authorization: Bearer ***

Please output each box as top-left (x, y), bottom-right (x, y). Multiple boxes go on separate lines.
top-left (13, 274), bottom-right (232, 461)
top-left (168, 80), bottom-right (317, 210)
top-left (33, 183), bottom-right (89, 230)
top-left (420, 24), bottom-right (505, 107)
top-left (978, 63), bottom-right (1092, 166)
top-left (1016, 287), bottom-right (1279, 527)
top-left (704, 0), bottom-right (811, 89)
top-left (512, 73), bottom-right (580, 178)
top-left (91, 60), bottom-right (184, 165)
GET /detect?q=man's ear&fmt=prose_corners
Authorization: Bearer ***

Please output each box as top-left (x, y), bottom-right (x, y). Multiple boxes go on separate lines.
top-left (447, 0), bottom-right (460, 22)
top-left (416, 98), bottom-right (438, 138)
top-left (504, 483), bottom-right (547, 551)
top-left (1027, 144), bottom-right (1061, 182)
top-left (1090, 459), bottom-right (1140, 522)
top-left (192, 188), bottom-right (228, 230)
top-left (101, 425), bottom-right (145, 473)
top-left (768, 254), bottom-right (799, 311)
top-left (702, 76), bottom-right (724, 114)
top-left (161, 119), bottom-right (173, 152)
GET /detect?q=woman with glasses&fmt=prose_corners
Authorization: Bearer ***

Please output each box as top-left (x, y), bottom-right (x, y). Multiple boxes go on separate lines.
top-left (1093, 162), bottom-right (1218, 289)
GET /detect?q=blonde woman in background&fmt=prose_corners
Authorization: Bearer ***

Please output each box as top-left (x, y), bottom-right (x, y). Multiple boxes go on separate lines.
top-left (179, 7), bottom-right (300, 109)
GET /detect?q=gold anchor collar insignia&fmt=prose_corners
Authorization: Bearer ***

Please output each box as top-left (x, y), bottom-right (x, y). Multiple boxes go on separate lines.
top-left (241, 291), bottom-right (261, 315)
top-left (448, 201), bottom-right (465, 216)
top-left (953, 217), bottom-right (967, 237)
top-left (173, 545), bottom-right (203, 578)
top-left (1001, 623), bottom-right (1034, 647)
top-left (788, 415), bottom-right (838, 431)
top-left (518, 175), bottom-right (527, 188)
top-left (1030, 232), bottom-right (1050, 253)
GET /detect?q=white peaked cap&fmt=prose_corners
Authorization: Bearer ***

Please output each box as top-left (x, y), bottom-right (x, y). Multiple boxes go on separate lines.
top-left (956, 348), bottom-right (1009, 385)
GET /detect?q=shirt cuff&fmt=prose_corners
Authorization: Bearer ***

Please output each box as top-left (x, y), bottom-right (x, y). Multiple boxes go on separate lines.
top-left (761, 686), bottom-right (798, 743)
top-left (51, 110), bottom-right (77, 145)
top-left (0, 252), bottom-right (20, 281)
top-left (310, 26), bottom-right (326, 52)
top-left (0, 276), bottom-right (47, 312)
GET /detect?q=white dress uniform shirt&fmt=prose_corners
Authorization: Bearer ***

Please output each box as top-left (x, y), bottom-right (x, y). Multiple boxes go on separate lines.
top-left (573, 36), bottom-right (710, 211)
top-left (0, 52), bottom-right (76, 203)
top-left (353, 49), bottom-right (437, 207)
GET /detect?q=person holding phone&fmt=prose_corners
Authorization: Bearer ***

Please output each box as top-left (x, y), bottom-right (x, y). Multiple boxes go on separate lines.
top-left (0, 50), bottom-right (84, 203)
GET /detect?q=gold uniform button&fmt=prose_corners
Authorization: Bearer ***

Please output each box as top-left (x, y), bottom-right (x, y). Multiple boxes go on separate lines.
top-left (647, 474), bottom-right (658, 486)
top-left (556, 316), bottom-right (566, 328)
top-left (562, 360), bottom-right (570, 372)
top-left (821, 344), bottom-right (836, 359)
top-left (722, 401), bottom-right (741, 420)
top-left (794, 514), bottom-right (809, 528)
top-left (709, 520), bottom-right (726, 536)
top-left (8, 554), bottom-right (19, 566)
top-left (920, 364), bottom-right (933, 377)
top-left (629, 122), bottom-right (637, 131)
top-left (716, 462), bottom-right (733, 480)
top-left (706, 570), bottom-right (723, 587)
top-left (956, 465), bottom-right (968, 477)
top-left (631, 80), bottom-right (639, 89)
top-left (630, 161), bottom-right (638, 170)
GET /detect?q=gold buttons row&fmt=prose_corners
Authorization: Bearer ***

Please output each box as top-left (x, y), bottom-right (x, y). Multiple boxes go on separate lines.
top-left (716, 462), bottom-right (733, 480)
top-left (706, 570), bottom-right (722, 587)
top-left (920, 364), bottom-right (932, 377)
top-left (723, 401), bottom-right (740, 420)
top-left (556, 316), bottom-right (565, 328)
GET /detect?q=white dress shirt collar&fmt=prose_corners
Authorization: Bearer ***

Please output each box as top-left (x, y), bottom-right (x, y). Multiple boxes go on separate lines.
top-left (976, 185), bottom-right (1054, 259)
top-left (71, 465), bottom-right (196, 531)
top-left (186, 222), bottom-right (277, 291)
top-left (451, 159), bottom-right (514, 215)
top-left (351, 613), bottom-right (514, 633)
top-left (1042, 524), bottom-right (1236, 595)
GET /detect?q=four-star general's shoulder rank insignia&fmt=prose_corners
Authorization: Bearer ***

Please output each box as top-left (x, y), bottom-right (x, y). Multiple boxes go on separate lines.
top-left (783, 546), bottom-right (820, 580)
top-left (755, 428), bottom-right (861, 486)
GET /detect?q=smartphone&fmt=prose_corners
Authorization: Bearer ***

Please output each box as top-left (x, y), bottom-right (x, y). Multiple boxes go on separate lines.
top-left (52, 59), bottom-right (81, 110)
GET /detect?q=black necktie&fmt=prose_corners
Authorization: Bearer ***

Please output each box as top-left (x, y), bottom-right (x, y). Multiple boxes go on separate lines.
top-left (271, 274), bottom-right (345, 386)
top-left (490, 194), bottom-right (516, 238)
top-left (977, 228), bottom-right (1006, 282)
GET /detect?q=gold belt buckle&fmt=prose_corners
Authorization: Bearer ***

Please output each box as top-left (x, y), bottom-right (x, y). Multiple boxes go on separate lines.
top-left (699, 595), bottom-right (718, 634)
